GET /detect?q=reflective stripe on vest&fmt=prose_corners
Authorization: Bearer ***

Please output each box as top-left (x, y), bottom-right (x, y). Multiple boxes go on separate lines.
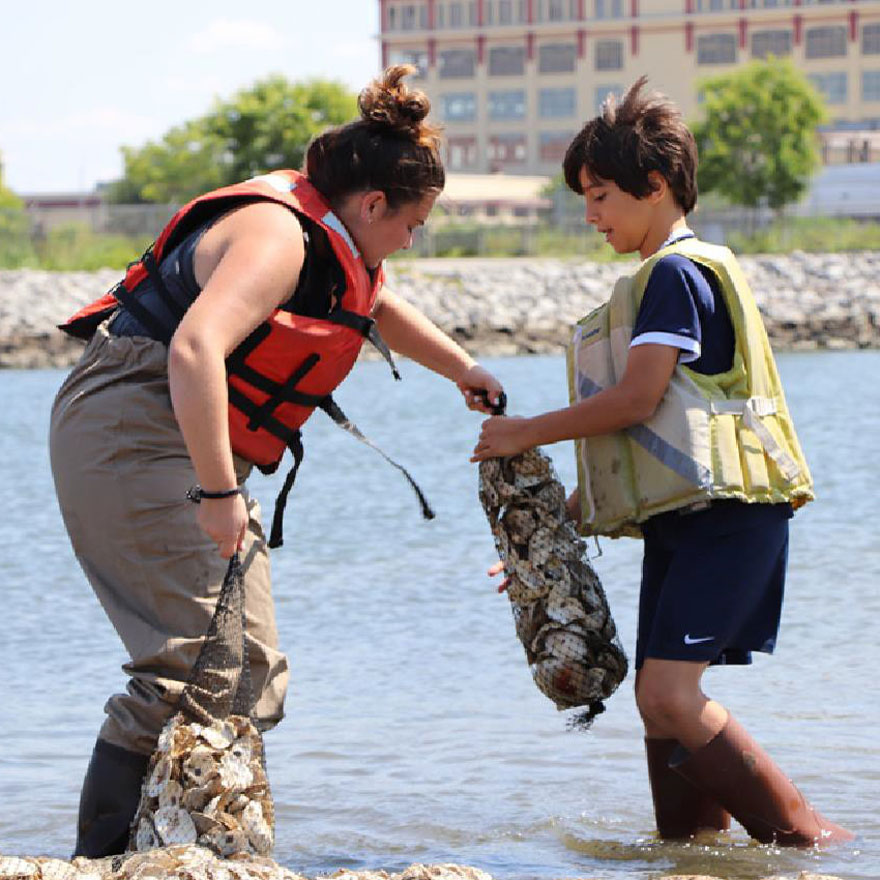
top-left (566, 237), bottom-right (814, 539)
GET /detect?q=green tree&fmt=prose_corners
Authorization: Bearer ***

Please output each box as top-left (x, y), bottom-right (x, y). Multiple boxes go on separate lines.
top-left (0, 152), bottom-right (36, 267)
top-left (693, 57), bottom-right (827, 212)
top-left (108, 76), bottom-right (357, 204)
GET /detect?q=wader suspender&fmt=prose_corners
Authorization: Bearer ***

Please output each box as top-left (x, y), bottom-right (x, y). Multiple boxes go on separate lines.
top-left (122, 246), bottom-right (434, 550)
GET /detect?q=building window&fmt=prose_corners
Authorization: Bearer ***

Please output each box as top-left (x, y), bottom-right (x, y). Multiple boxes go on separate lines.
top-left (864, 70), bottom-right (880, 102)
top-left (594, 0), bottom-right (624, 19)
top-left (488, 133), bottom-right (528, 164)
top-left (468, 0), bottom-right (478, 24)
top-left (751, 29), bottom-right (792, 58)
top-left (449, 2), bottom-right (463, 26)
top-left (441, 92), bottom-right (477, 121)
top-left (489, 89), bottom-right (527, 119)
top-left (540, 131), bottom-right (575, 162)
top-left (489, 45), bottom-right (526, 75)
top-left (697, 33), bottom-right (737, 64)
top-left (548, 0), bottom-right (568, 20)
top-left (439, 49), bottom-right (476, 77)
top-left (400, 4), bottom-right (418, 30)
top-left (447, 136), bottom-right (478, 169)
top-left (498, 0), bottom-right (513, 23)
top-left (595, 39), bottom-right (623, 70)
top-left (863, 23), bottom-right (880, 54)
top-left (420, 4), bottom-right (429, 28)
top-left (539, 87), bottom-right (576, 117)
top-left (805, 26), bottom-right (847, 59)
top-left (594, 84), bottom-right (622, 113)
top-left (809, 71), bottom-right (847, 104)
top-left (390, 48), bottom-right (429, 77)
top-left (539, 43), bottom-right (578, 73)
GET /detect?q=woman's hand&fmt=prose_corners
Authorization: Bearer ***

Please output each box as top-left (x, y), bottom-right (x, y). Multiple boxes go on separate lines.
top-left (196, 494), bottom-right (249, 559)
top-left (471, 415), bottom-right (534, 461)
top-left (456, 364), bottom-right (505, 414)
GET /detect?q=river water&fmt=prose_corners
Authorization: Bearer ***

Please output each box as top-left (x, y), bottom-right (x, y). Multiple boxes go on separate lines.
top-left (0, 351), bottom-right (877, 880)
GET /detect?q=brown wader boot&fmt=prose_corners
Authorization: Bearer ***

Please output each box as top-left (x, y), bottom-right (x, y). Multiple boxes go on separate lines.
top-left (73, 740), bottom-right (150, 858)
top-left (645, 738), bottom-right (731, 839)
top-left (671, 715), bottom-right (854, 846)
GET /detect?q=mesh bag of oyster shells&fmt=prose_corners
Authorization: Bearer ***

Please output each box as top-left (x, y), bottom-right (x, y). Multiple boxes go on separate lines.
top-left (478, 447), bottom-right (628, 729)
top-left (128, 555), bottom-right (275, 858)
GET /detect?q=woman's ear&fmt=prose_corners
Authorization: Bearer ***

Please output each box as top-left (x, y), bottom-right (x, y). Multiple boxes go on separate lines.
top-left (360, 190), bottom-right (388, 224)
top-left (646, 171), bottom-right (668, 204)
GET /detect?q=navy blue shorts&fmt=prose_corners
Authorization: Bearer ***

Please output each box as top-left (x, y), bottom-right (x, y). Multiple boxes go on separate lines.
top-left (635, 500), bottom-right (792, 669)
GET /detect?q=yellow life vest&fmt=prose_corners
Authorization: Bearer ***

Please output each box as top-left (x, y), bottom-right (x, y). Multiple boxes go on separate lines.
top-left (566, 237), bottom-right (813, 539)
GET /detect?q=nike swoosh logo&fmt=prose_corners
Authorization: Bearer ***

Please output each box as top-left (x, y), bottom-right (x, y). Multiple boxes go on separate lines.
top-left (683, 634), bottom-right (715, 645)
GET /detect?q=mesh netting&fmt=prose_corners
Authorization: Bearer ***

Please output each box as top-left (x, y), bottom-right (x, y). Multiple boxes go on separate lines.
top-left (479, 448), bottom-right (628, 729)
top-left (128, 555), bottom-right (275, 857)
top-left (178, 555), bottom-right (254, 726)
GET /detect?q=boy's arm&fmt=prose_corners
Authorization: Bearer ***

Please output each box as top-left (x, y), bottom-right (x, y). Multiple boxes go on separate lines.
top-left (471, 343), bottom-right (678, 461)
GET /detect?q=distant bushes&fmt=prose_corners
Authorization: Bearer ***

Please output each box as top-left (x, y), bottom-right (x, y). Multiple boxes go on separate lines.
top-left (727, 216), bottom-right (880, 254)
top-left (2, 215), bottom-right (878, 271)
top-left (0, 215), bottom-right (149, 270)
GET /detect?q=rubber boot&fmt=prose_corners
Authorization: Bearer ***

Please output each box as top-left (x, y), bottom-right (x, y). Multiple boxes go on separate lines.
top-left (671, 715), bottom-right (854, 847)
top-left (73, 739), bottom-right (150, 858)
top-left (645, 738), bottom-right (731, 839)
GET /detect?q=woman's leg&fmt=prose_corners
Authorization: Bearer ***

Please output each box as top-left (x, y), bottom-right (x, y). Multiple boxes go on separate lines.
top-left (51, 329), bottom-right (289, 855)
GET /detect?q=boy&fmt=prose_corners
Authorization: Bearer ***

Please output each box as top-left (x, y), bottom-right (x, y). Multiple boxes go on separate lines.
top-left (471, 77), bottom-right (852, 846)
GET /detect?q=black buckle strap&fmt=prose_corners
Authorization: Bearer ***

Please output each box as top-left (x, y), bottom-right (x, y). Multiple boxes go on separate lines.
top-left (319, 395), bottom-right (434, 521)
top-left (113, 281), bottom-right (172, 344)
top-left (112, 247), bottom-right (187, 344)
top-left (267, 433), bottom-right (304, 549)
top-left (243, 353), bottom-right (321, 431)
top-left (329, 309), bottom-right (401, 381)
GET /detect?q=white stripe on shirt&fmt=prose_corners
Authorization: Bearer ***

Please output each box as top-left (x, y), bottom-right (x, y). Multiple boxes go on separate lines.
top-left (631, 331), bottom-right (701, 363)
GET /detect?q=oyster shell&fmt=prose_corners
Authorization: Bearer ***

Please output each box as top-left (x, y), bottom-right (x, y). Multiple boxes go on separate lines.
top-left (478, 446), bottom-right (628, 723)
top-left (128, 712), bottom-right (274, 859)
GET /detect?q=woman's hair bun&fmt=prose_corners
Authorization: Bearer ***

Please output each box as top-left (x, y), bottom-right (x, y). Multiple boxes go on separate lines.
top-left (358, 64), bottom-right (440, 147)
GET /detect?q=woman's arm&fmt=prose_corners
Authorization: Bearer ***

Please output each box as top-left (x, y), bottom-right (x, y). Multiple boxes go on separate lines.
top-left (372, 285), bottom-right (504, 412)
top-left (168, 201), bottom-right (305, 557)
top-left (471, 343), bottom-right (679, 461)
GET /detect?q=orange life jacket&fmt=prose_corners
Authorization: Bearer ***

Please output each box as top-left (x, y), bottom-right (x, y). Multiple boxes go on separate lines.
top-left (60, 170), bottom-right (431, 546)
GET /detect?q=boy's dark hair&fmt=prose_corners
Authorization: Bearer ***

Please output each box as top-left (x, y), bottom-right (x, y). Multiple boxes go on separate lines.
top-left (563, 76), bottom-right (698, 213)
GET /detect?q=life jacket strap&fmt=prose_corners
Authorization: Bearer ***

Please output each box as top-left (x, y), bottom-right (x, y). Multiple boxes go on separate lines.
top-left (318, 396), bottom-right (435, 522)
top-left (328, 309), bottom-right (401, 381)
top-left (267, 432), bottom-right (305, 549)
top-left (112, 247), bottom-right (189, 344)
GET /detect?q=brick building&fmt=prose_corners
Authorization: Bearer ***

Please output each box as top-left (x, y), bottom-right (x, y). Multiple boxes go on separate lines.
top-left (378, 0), bottom-right (880, 174)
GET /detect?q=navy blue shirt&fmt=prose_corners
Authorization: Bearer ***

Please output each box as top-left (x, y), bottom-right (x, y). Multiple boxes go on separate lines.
top-left (631, 251), bottom-right (735, 375)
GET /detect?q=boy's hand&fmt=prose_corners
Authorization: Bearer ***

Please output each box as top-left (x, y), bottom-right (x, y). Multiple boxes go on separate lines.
top-left (471, 415), bottom-right (533, 461)
top-left (488, 559), bottom-right (510, 594)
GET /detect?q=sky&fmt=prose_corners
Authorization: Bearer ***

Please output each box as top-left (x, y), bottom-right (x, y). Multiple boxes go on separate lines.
top-left (0, 1), bottom-right (381, 194)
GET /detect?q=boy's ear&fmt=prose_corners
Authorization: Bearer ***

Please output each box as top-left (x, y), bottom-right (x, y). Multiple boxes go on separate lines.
top-left (646, 171), bottom-right (668, 204)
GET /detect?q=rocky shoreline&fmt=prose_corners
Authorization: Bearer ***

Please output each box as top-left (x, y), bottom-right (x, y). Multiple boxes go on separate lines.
top-left (1, 252), bottom-right (878, 369)
top-left (0, 849), bottom-right (850, 880)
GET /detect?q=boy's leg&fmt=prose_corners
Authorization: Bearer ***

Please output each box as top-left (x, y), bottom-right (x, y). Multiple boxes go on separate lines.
top-left (671, 713), bottom-right (854, 847)
top-left (637, 660), bottom-right (731, 839)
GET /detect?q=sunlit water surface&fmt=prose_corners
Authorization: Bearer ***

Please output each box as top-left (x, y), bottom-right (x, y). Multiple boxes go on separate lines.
top-left (1, 351), bottom-right (877, 880)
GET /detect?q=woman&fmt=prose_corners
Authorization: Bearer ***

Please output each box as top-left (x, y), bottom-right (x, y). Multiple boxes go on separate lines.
top-left (50, 65), bottom-right (503, 858)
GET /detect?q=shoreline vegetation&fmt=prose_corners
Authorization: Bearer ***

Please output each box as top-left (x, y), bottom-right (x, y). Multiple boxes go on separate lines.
top-left (1, 252), bottom-right (878, 369)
